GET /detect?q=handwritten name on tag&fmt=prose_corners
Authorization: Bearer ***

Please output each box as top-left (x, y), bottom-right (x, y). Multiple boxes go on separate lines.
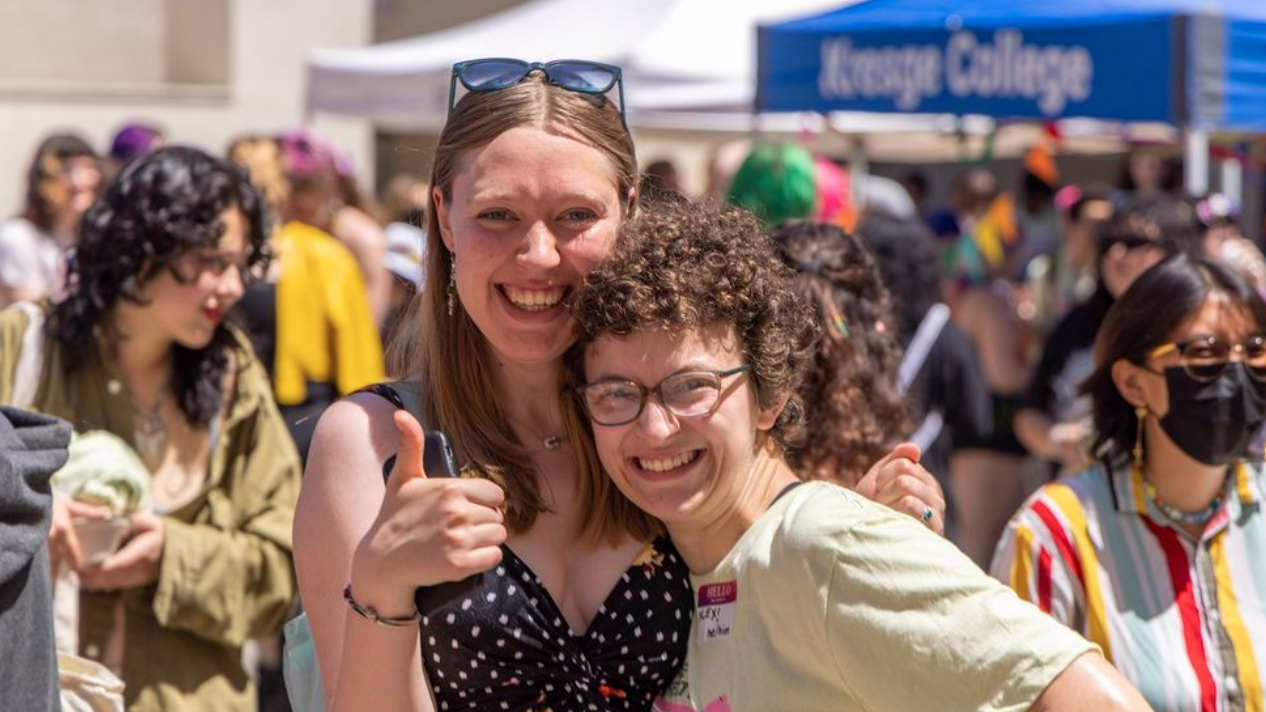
top-left (697, 581), bottom-right (737, 642)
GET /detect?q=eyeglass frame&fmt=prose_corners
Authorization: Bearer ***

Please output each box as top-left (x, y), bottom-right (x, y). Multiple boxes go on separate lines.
top-left (166, 247), bottom-right (265, 289)
top-left (1142, 334), bottom-right (1266, 383)
top-left (447, 58), bottom-right (627, 127)
top-left (575, 365), bottom-right (753, 427)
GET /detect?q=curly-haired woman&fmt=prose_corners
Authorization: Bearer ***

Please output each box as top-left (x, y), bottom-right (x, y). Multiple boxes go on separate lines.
top-left (769, 223), bottom-right (910, 472)
top-left (570, 198), bottom-right (1152, 712)
top-left (0, 145), bottom-right (301, 711)
top-left (768, 220), bottom-right (945, 532)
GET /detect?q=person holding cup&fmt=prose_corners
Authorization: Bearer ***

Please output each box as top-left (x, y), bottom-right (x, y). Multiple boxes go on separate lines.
top-left (0, 145), bottom-right (301, 711)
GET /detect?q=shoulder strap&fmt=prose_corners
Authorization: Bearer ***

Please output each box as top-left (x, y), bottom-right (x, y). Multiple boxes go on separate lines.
top-left (897, 303), bottom-right (951, 395)
top-left (356, 382), bottom-right (426, 483)
top-left (11, 302), bottom-right (46, 410)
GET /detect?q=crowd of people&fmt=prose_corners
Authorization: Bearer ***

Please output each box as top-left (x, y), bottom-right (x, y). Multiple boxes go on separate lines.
top-left (0, 55), bottom-right (1262, 712)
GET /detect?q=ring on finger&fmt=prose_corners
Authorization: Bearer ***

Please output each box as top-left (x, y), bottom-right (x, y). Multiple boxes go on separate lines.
top-left (921, 506), bottom-right (934, 525)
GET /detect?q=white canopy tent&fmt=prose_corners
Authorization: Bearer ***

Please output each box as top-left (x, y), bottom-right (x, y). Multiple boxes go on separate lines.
top-left (305, 0), bottom-right (868, 133)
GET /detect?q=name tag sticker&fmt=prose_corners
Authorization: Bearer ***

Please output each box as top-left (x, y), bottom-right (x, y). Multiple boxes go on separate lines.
top-left (697, 581), bottom-right (737, 642)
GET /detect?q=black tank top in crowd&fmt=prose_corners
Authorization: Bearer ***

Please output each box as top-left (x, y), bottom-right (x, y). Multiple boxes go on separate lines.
top-left (361, 383), bottom-right (693, 711)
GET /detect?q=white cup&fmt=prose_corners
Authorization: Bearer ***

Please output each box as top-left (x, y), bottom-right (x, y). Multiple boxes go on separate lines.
top-left (73, 517), bottom-right (131, 565)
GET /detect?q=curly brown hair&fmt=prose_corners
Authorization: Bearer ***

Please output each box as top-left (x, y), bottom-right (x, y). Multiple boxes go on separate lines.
top-left (770, 220), bottom-right (911, 486)
top-left (569, 198), bottom-right (819, 451)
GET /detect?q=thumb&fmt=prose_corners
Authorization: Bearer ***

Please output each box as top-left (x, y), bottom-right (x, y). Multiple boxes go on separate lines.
top-left (889, 441), bottom-right (922, 464)
top-left (388, 409), bottom-right (428, 487)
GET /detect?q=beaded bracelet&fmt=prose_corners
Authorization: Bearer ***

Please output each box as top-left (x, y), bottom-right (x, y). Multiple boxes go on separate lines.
top-left (343, 584), bottom-right (421, 628)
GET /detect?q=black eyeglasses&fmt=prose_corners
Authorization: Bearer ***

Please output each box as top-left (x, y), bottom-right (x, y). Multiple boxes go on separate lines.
top-left (1145, 335), bottom-right (1266, 383)
top-left (576, 366), bottom-right (752, 427)
top-left (448, 58), bottom-right (626, 126)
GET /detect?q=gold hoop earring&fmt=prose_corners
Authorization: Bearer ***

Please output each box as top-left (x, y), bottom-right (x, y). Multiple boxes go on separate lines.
top-left (447, 254), bottom-right (457, 317)
top-left (1132, 405), bottom-right (1149, 471)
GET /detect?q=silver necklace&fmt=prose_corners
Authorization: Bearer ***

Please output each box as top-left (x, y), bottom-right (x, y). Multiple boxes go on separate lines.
top-left (128, 382), bottom-right (170, 461)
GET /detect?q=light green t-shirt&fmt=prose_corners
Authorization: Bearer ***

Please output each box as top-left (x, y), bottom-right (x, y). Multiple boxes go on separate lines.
top-left (653, 481), bottom-right (1096, 712)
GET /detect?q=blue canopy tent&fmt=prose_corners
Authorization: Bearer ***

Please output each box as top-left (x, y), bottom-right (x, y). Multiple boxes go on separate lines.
top-left (757, 0), bottom-right (1266, 195)
top-left (759, 0), bottom-right (1266, 128)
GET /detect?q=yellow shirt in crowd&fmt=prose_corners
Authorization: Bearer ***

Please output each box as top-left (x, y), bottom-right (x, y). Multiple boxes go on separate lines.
top-left (272, 220), bottom-right (384, 405)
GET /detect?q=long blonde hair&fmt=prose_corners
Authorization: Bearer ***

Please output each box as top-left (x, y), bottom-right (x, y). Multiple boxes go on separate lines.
top-left (394, 73), bottom-right (656, 545)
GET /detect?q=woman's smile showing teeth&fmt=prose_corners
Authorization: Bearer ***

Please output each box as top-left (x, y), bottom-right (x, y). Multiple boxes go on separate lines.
top-left (501, 284), bottom-right (568, 312)
top-left (635, 449), bottom-right (702, 474)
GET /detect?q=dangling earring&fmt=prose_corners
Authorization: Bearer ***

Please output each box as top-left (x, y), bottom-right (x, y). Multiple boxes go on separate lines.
top-left (1132, 405), bottom-right (1149, 471)
top-left (447, 254), bottom-right (457, 317)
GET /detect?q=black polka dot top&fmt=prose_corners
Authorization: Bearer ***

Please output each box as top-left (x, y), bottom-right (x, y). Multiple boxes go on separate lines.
top-left (422, 538), bottom-right (692, 712)
top-left (359, 383), bottom-right (693, 711)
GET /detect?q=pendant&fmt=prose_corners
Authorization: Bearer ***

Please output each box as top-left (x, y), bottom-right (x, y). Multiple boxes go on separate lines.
top-left (135, 413), bottom-right (167, 461)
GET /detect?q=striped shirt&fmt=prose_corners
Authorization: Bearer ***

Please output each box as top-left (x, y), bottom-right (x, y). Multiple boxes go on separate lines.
top-left (991, 460), bottom-right (1266, 712)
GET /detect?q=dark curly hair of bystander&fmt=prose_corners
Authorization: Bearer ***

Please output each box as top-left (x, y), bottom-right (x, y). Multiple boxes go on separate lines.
top-left (48, 145), bottom-right (271, 426)
top-left (770, 220), bottom-right (911, 485)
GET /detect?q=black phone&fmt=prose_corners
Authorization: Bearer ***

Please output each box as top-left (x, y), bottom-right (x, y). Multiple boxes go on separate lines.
top-left (422, 430), bottom-right (459, 479)
top-left (413, 430), bottom-right (485, 617)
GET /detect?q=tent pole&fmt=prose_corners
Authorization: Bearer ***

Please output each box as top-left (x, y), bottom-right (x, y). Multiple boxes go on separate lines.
top-left (1185, 128), bottom-right (1209, 196)
top-left (1241, 144), bottom-right (1263, 245)
top-left (849, 137), bottom-right (868, 212)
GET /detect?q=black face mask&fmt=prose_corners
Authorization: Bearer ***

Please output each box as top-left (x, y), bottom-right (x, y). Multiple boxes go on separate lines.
top-left (1156, 363), bottom-right (1266, 466)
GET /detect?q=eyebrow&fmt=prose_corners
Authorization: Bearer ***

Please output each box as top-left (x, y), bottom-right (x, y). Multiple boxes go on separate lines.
top-left (468, 189), bottom-right (610, 206)
top-left (586, 364), bottom-right (730, 383)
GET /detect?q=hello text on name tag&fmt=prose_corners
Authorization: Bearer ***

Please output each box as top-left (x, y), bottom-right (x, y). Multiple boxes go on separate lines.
top-left (697, 581), bottom-right (737, 642)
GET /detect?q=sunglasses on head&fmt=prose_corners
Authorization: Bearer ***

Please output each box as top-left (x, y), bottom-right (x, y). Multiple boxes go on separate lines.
top-left (448, 58), bottom-right (626, 126)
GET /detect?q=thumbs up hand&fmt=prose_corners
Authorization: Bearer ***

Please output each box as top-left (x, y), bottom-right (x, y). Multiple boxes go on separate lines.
top-left (349, 410), bottom-right (507, 616)
top-left (853, 442), bottom-right (946, 535)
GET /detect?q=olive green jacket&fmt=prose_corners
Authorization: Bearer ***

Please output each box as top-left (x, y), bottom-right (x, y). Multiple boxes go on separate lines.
top-left (0, 305), bottom-right (301, 711)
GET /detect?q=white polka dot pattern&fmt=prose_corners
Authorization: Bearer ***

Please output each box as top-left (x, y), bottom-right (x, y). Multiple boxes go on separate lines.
top-left (418, 537), bottom-right (691, 712)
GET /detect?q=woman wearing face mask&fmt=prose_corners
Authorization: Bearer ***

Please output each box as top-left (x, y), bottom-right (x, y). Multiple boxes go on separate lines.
top-left (993, 254), bottom-right (1266, 712)
top-left (294, 59), bottom-right (944, 712)
top-left (570, 199), bottom-right (1150, 712)
top-left (0, 146), bottom-right (301, 711)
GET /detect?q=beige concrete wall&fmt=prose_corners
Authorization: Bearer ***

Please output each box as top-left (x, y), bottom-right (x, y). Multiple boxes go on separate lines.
top-left (0, 0), bottom-right (374, 217)
top-left (166, 0), bottom-right (231, 85)
top-left (0, 0), bottom-right (166, 86)
top-left (374, 0), bottom-right (526, 42)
